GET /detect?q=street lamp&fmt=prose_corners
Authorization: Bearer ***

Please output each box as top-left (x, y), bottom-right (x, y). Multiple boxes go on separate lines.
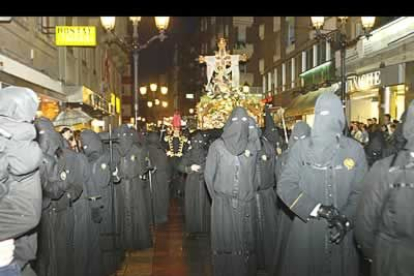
top-left (242, 82), bottom-right (250, 93)
top-left (100, 17), bottom-right (116, 31)
top-left (154, 99), bottom-right (160, 106)
top-left (162, 101), bottom-right (168, 108)
top-left (161, 86), bottom-right (168, 95)
top-left (189, 108), bottom-right (194, 114)
top-left (311, 16), bottom-right (376, 116)
top-left (147, 101), bottom-right (153, 108)
top-left (150, 83), bottom-right (158, 92)
top-left (155, 17), bottom-right (170, 32)
top-left (140, 86), bottom-right (147, 95)
top-left (100, 16), bottom-right (170, 129)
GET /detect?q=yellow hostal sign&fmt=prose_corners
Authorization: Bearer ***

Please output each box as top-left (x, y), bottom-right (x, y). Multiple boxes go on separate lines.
top-left (55, 26), bottom-right (96, 46)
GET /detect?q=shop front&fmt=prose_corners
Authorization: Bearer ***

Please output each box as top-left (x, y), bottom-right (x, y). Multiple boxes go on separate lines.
top-left (65, 86), bottom-right (115, 132)
top-left (284, 83), bottom-right (340, 127)
top-left (0, 53), bottom-right (66, 121)
top-left (347, 63), bottom-right (406, 124)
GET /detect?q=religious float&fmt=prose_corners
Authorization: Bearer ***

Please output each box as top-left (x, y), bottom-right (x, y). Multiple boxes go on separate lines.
top-left (196, 38), bottom-right (265, 129)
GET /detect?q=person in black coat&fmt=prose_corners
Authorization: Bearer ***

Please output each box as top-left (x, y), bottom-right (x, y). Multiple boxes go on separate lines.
top-left (355, 99), bottom-right (414, 276)
top-left (0, 86), bottom-right (43, 276)
top-left (204, 107), bottom-right (260, 276)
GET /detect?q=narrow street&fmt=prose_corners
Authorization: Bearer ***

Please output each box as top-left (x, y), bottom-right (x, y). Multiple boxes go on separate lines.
top-left (117, 199), bottom-right (213, 276)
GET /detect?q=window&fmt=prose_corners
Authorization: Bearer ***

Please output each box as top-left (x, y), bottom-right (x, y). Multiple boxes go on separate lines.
top-left (326, 40), bottom-right (331, 60)
top-left (268, 71), bottom-right (272, 92)
top-left (211, 37), bottom-right (216, 50)
top-left (262, 75), bottom-right (266, 93)
top-left (273, 17), bottom-right (281, 32)
top-left (211, 17), bottom-right (216, 25)
top-left (274, 68), bottom-right (278, 93)
top-left (286, 17), bottom-right (295, 46)
top-left (282, 63), bottom-right (286, 91)
top-left (291, 58), bottom-right (295, 88)
top-left (38, 17), bottom-right (56, 33)
top-left (237, 26), bottom-right (247, 43)
top-left (301, 51), bottom-right (306, 73)
top-left (313, 44), bottom-right (318, 67)
top-left (259, 24), bottom-right (265, 40)
top-left (259, 59), bottom-right (265, 74)
top-left (225, 25), bottom-right (229, 37)
top-left (306, 48), bottom-right (313, 70)
top-left (319, 40), bottom-right (326, 64)
top-left (200, 18), bottom-right (205, 32)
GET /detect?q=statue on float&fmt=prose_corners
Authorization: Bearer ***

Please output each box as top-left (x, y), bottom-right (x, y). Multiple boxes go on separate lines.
top-left (197, 38), bottom-right (265, 129)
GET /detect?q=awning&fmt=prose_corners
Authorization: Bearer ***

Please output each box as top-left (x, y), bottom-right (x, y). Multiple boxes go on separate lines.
top-left (65, 86), bottom-right (111, 119)
top-left (285, 83), bottom-right (340, 117)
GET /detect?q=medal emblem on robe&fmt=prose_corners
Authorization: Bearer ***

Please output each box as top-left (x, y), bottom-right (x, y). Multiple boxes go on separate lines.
top-left (343, 158), bottom-right (355, 170)
top-left (101, 163), bottom-right (107, 170)
top-left (131, 155), bottom-right (136, 161)
top-left (60, 171), bottom-right (67, 181)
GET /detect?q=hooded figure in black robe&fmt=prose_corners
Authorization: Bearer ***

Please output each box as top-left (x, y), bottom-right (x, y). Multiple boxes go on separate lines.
top-left (80, 129), bottom-right (117, 276)
top-left (271, 121), bottom-right (311, 276)
top-left (116, 125), bottom-right (152, 250)
top-left (263, 106), bottom-right (286, 155)
top-left (178, 132), bottom-right (210, 234)
top-left (365, 127), bottom-right (388, 167)
top-left (204, 107), bottom-right (259, 276)
top-left (0, 86), bottom-right (42, 275)
top-left (276, 93), bottom-right (368, 276)
top-left (250, 117), bottom-right (278, 274)
top-left (355, 99), bottom-right (414, 276)
top-left (147, 132), bottom-right (171, 225)
top-left (34, 117), bottom-right (68, 276)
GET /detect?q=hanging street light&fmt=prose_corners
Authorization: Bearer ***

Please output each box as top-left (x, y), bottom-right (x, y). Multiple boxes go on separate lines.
top-left (161, 86), bottom-right (168, 95)
top-left (155, 17), bottom-right (170, 31)
top-left (100, 17), bottom-right (116, 31)
top-left (140, 86), bottom-right (147, 95)
top-left (162, 101), bottom-right (168, 108)
top-left (155, 99), bottom-right (160, 106)
top-left (147, 101), bottom-right (153, 108)
top-left (189, 108), bottom-right (194, 114)
top-left (361, 17), bottom-right (376, 30)
top-left (242, 82), bottom-right (250, 93)
top-left (311, 17), bottom-right (325, 30)
top-left (150, 83), bottom-right (158, 92)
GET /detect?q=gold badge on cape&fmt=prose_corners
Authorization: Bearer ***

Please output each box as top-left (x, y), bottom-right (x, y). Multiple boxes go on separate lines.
top-left (344, 158), bottom-right (355, 170)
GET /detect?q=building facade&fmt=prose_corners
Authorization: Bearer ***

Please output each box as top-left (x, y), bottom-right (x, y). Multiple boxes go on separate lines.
top-left (0, 16), bottom-right (129, 131)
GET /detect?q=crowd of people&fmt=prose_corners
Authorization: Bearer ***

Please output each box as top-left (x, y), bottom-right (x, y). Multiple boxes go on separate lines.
top-left (1, 85), bottom-right (413, 276)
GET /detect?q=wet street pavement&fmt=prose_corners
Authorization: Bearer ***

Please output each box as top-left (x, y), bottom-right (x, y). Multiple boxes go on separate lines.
top-left (117, 198), bottom-right (213, 276)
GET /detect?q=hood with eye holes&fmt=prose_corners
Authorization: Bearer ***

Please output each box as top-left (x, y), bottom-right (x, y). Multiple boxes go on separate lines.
top-left (80, 129), bottom-right (104, 159)
top-left (288, 121), bottom-right (311, 148)
top-left (35, 117), bottom-right (64, 156)
top-left (221, 107), bottom-right (250, 156)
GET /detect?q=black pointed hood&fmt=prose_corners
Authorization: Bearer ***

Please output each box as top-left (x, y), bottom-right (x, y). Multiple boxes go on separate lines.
top-left (0, 86), bottom-right (39, 122)
top-left (289, 121), bottom-right (311, 148)
top-left (247, 117), bottom-right (261, 152)
top-left (35, 117), bottom-right (64, 156)
top-left (264, 106), bottom-right (281, 144)
top-left (312, 92), bottom-right (345, 140)
top-left (147, 131), bottom-right (162, 148)
top-left (80, 129), bottom-right (104, 160)
top-left (115, 125), bottom-right (134, 156)
top-left (403, 100), bottom-right (414, 151)
top-left (190, 132), bottom-right (206, 150)
top-left (221, 107), bottom-right (250, 156)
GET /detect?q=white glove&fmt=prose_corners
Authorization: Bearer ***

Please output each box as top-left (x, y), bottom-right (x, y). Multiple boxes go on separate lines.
top-left (190, 164), bottom-right (201, 172)
top-left (0, 239), bottom-right (15, 267)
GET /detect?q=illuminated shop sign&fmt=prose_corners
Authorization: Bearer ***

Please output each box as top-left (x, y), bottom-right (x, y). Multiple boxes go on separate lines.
top-left (347, 71), bottom-right (381, 92)
top-left (55, 26), bottom-right (96, 47)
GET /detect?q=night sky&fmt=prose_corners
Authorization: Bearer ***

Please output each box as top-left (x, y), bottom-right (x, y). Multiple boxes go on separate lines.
top-left (137, 17), bottom-right (198, 84)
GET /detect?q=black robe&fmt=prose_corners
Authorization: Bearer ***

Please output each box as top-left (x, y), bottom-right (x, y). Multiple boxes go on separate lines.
top-left (147, 132), bottom-right (171, 225)
top-left (355, 100), bottom-right (414, 276)
top-left (204, 107), bottom-right (258, 276)
top-left (254, 136), bottom-right (278, 274)
top-left (116, 125), bottom-right (152, 250)
top-left (272, 121), bottom-right (311, 276)
top-left (276, 93), bottom-right (368, 276)
top-left (177, 132), bottom-right (210, 234)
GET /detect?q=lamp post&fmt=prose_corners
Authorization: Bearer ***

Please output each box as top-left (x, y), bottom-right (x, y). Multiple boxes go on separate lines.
top-left (311, 17), bottom-right (376, 116)
top-left (100, 16), bottom-right (170, 129)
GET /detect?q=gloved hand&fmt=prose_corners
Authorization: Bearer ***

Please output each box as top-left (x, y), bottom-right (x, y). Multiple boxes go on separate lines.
top-left (329, 215), bottom-right (352, 244)
top-left (0, 239), bottom-right (15, 267)
top-left (91, 207), bottom-right (102, 223)
top-left (190, 164), bottom-right (201, 173)
top-left (317, 205), bottom-right (340, 222)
